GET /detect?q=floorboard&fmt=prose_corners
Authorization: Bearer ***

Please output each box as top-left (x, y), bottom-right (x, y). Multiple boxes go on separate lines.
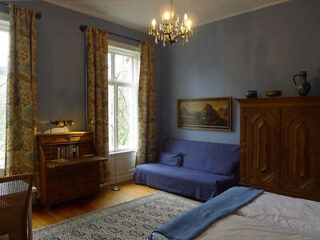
top-left (32, 181), bottom-right (158, 230)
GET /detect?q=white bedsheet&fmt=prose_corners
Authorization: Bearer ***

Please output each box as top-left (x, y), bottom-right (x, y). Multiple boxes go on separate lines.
top-left (152, 214), bottom-right (312, 240)
top-left (197, 214), bottom-right (313, 240)
top-left (236, 192), bottom-right (320, 240)
top-left (151, 192), bottom-right (320, 240)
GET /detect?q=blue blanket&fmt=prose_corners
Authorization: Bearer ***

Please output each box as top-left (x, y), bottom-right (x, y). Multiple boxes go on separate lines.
top-left (148, 187), bottom-right (264, 240)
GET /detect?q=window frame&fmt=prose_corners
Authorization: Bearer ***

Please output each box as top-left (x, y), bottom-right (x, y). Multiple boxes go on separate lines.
top-left (108, 43), bottom-right (140, 154)
top-left (0, 17), bottom-right (9, 172)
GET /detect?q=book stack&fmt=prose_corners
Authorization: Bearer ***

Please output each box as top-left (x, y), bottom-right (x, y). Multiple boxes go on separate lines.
top-left (57, 144), bottom-right (79, 159)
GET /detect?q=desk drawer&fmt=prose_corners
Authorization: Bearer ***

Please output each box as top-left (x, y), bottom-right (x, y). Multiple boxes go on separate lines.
top-left (45, 162), bottom-right (100, 205)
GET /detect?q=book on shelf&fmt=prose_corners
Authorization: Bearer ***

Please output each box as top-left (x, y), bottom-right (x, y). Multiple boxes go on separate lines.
top-left (57, 144), bottom-right (79, 159)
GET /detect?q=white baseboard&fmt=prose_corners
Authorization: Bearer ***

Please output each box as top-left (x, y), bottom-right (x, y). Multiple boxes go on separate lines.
top-left (101, 168), bottom-right (135, 187)
top-left (100, 151), bottom-right (136, 187)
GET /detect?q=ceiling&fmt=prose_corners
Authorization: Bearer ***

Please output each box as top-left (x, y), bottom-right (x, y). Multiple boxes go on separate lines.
top-left (44, 0), bottom-right (290, 32)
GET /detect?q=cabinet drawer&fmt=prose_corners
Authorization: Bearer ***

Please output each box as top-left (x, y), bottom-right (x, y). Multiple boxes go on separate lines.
top-left (45, 162), bottom-right (100, 205)
top-left (47, 177), bottom-right (74, 190)
top-left (47, 188), bottom-right (74, 204)
top-left (75, 180), bottom-right (99, 196)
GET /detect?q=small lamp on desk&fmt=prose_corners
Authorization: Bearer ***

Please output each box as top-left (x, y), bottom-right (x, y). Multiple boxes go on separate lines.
top-left (49, 120), bottom-right (75, 133)
top-left (50, 120), bottom-right (75, 129)
top-left (38, 120), bottom-right (75, 134)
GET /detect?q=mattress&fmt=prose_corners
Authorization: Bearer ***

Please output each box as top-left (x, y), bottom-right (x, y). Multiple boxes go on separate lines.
top-left (152, 192), bottom-right (320, 240)
top-left (236, 192), bottom-right (320, 240)
top-left (196, 214), bottom-right (313, 240)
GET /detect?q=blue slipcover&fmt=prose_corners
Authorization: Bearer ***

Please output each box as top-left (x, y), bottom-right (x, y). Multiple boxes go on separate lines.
top-left (134, 139), bottom-right (239, 201)
top-left (158, 151), bottom-right (183, 166)
top-left (163, 139), bottom-right (239, 176)
top-left (135, 163), bottom-right (236, 201)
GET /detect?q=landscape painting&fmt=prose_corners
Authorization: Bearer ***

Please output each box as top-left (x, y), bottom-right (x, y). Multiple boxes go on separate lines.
top-left (177, 97), bottom-right (232, 131)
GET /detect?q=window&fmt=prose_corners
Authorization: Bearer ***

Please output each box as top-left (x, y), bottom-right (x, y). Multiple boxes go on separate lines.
top-left (0, 19), bottom-right (9, 169)
top-left (108, 43), bottom-right (140, 153)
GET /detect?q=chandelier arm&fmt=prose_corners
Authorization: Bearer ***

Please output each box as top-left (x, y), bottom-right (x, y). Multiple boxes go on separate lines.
top-left (149, 0), bottom-right (192, 46)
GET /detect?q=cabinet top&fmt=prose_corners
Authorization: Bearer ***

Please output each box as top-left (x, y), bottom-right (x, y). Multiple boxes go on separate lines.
top-left (237, 96), bottom-right (320, 107)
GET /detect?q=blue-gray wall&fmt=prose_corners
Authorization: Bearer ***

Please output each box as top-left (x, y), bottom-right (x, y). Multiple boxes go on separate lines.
top-left (4, 0), bottom-right (320, 145)
top-left (9, 1), bottom-right (152, 132)
top-left (156, 0), bottom-right (320, 146)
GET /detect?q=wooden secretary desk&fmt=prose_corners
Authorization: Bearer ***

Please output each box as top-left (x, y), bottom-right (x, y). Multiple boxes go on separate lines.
top-left (37, 131), bottom-right (107, 207)
top-left (238, 97), bottom-right (320, 201)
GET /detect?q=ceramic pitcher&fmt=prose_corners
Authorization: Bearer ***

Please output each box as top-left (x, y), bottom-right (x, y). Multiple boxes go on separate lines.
top-left (292, 71), bottom-right (311, 96)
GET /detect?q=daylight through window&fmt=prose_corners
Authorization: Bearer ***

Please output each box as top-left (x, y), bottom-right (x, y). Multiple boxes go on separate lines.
top-left (0, 19), bottom-right (9, 169)
top-left (108, 44), bottom-right (140, 153)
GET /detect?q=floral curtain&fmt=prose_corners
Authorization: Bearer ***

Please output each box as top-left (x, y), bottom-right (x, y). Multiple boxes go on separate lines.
top-left (5, 5), bottom-right (38, 183)
top-left (86, 27), bottom-right (109, 182)
top-left (136, 42), bottom-right (157, 165)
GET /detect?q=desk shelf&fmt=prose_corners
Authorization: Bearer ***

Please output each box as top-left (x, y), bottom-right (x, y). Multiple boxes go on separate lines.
top-left (46, 156), bottom-right (107, 169)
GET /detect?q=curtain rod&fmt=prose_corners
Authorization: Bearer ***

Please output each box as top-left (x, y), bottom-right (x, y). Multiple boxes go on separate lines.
top-left (0, 2), bottom-right (42, 19)
top-left (79, 25), bottom-right (141, 43)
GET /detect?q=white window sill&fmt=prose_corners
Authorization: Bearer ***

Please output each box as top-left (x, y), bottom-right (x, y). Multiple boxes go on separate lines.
top-left (109, 149), bottom-right (137, 155)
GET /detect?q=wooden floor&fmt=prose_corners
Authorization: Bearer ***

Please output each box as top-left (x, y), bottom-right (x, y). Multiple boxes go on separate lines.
top-left (32, 181), bottom-right (158, 230)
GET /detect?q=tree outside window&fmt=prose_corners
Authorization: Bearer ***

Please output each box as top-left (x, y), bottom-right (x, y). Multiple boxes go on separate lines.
top-left (108, 45), bottom-right (139, 153)
top-left (0, 20), bottom-right (9, 169)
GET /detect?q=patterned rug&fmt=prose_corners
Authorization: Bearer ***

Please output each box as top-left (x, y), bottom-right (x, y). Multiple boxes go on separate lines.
top-left (33, 191), bottom-right (201, 240)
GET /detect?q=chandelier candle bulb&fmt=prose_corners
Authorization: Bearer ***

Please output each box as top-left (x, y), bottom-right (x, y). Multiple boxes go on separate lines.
top-left (164, 11), bottom-right (170, 21)
top-left (152, 19), bottom-right (156, 30)
top-left (149, 0), bottom-right (193, 46)
top-left (186, 20), bottom-right (192, 30)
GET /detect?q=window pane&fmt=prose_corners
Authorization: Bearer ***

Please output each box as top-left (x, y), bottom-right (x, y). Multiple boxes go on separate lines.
top-left (108, 53), bottom-right (111, 80)
top-left (108, 45), bottom-right (139, 153)
top-left (117, 86), bottom-right (134, 150)
top-left (0, 31), bottom-right (9, 69)
top-left (0, 75), bottom-right (6, 169)
top-left (114, 54), bottom-right (132, 82)
top-left (0, 29), bottom-right (8, 169)
top-left (134, 57), bottom-right (140, 84)
top-left (108, 85), bottom-right (115, 152)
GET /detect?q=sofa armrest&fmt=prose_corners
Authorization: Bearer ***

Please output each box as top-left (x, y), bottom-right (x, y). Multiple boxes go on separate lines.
top-left (214, 175), bottom-right (238, 197)
top-left (232, 161), bottom-right (239, 181)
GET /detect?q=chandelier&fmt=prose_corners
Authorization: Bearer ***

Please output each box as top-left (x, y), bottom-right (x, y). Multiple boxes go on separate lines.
top-left (149, 0), bottom-right (193, 46)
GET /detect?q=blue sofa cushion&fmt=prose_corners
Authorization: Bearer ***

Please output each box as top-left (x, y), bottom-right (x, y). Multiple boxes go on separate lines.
top-left (158, 151), bottom-right (182, 166)
top-left (134, 163), bottom-right (236, 201)
top-left (163, 139), bottom-right (239, 176)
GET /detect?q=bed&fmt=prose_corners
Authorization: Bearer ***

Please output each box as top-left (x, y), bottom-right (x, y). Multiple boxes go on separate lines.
top-left (150, 189), bottom-right (320, 240)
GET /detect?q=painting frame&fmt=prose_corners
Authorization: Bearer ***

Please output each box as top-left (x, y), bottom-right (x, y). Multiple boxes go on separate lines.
top-left (177, 97), bottom-right (232, 131)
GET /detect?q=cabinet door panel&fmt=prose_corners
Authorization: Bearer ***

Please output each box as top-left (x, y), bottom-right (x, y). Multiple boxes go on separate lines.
top-left (241, 108), bottom-right (281, 188)
top-left (281, 107), bottom-right (320, 196)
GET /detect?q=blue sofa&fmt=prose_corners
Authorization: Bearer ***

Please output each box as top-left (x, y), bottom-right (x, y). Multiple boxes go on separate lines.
top-left (134, 139), bottom-right (239, 201)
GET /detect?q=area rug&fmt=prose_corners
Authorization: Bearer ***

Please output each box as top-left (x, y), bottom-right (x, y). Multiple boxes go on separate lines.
top-left (33, 191), bottom-right (201, 240)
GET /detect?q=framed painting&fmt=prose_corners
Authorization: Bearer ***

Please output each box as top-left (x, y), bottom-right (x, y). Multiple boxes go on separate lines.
top-left (177, 97), bottom-right (232, 131)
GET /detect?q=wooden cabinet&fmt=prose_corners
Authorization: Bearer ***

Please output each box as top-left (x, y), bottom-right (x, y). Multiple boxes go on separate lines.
top-left (37, 132), bottom-right (107, 207)
top-left (240, 107), bottom-right (281, 189)
top-left (238, 97), bottom-right (320, 201)
top-left (281, 107), bottom-right (320, 197)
